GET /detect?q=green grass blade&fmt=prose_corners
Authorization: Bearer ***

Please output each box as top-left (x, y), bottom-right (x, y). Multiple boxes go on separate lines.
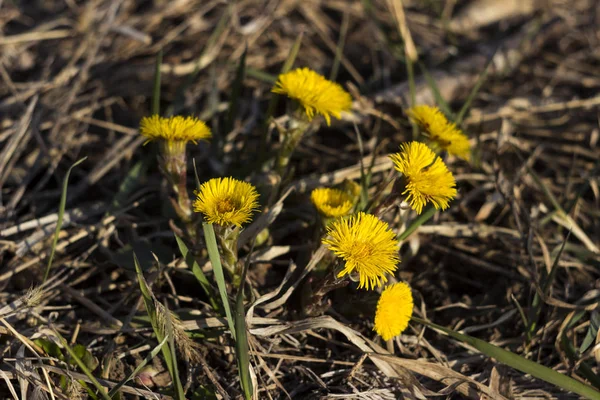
top-left (405, 56), bottom-right (419, 139)
top-left (174, 234), bottom-right (221, 312)
top-left (133, 253), bottom-right (185, 400)
top-left (398, 205), bottom-right (436, 241)
top-left (329, 11), bottom-right (349, 81)
top-left (235, 254), bottom-right (253, 399)
top-left (43, 156), bottom-right (87, 283)
top-left (455, 54), bottom-right (492, 125)
top-left (110, 159), bottom-right (148, 212)
top-left (225, 45), bottom-right (247, 135)
top-left (107, 336), bottom-right (168, 398)
top-left (202, 222), bottom-right (236, 340)
top-left (244, 67), bottom-right (277, 84)
top-left (561, 334), bottom-right (600, 390)
top-left (418, 62), bottom-right (453, 118)
top-left (53, 330), bottom-right (111, 400)
top-left (152, 50), bottom-right (163, 116)
top-left (413, 316), bottom-right (600, 399)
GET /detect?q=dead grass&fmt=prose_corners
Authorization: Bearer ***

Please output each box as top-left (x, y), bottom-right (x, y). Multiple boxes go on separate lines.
top-left (1, 0), bottom-right (599, 399)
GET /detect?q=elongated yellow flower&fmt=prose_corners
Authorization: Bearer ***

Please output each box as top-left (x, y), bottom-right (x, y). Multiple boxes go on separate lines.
top-left (390, 142), bottom-right (457, 214)
top-left (323, 212), bottom-right (399, 290)
top-left (407, 105), bottom-right (470, 160)
top-left (140, 115), bottom-right (212, 145)
top-left (374, 282), bottom-right (413, 341)
top-left (272, 67), bottom-right (352, 125)
top-left (193, 177), bottom-right (259, 227)
top-left (311, 188), bottom-right (354, 218)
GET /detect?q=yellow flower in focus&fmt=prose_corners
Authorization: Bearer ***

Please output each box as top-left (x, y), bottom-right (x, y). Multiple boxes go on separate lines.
top-left (407, 105), bottom-right (470, 160)
top-left (390, 142), bottom-right (457, 214)
top-left (323, 212), bottom-right (399, 290)
top-left (140, 115), bottom-right (212, 145)
top-left (193, 177), bottom-right (259, 227)
top-left (374, 282), bottom-right (414, 341)
top-left (272, 68), bottom-right (352, 125)
top-left (311, 188), bottom-right (354, 218)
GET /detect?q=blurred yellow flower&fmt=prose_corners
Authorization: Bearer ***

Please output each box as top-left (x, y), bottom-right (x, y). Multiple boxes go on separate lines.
top-left (311, 187), bottom-right (354, 218)
top-left (272, 67), bottom-right (352, 125)
top-left (390, 142), bottom-right (457, 214)
top-left (323, 212), bottom-right (399, 290)
top-left (193, 177), bottom-right (259, 227)
top-left (140, 115), bottom-right (211, 147)
top-left (374, 282), bottom-right (413, 341)
top-left (407, 105), bottom-right (470, 160)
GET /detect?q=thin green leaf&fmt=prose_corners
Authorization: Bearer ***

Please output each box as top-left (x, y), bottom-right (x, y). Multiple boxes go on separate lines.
top-left (580, 311), bottom-right (600, 355)
top-left (405, 57), bottom-right (418, 140)
top-left (235, 252), bottom-right (253, 399)
top-left (175, 234), bottom-right (221, 312)
top-left (413, 316), bottom-right (600, 399)
top-left (418, 62), bottom-right (453, 118)
top-left (329, 12), bottom-right (349, 81)
top-left (107, 336), bottom-right (168, 398)
top-left (225, 46), bottom-right (247, 135)
top-left (244, 67), bottom-right (277, 84)
top-left (202, 223), bottom-right (236, 340)
top-left (561, 334), bottom-right (600, 390)
top-left (110, 159), bottom-right (148, 211)
top-left (53, 330), bottom-right (111, 400)
top-left (43, 157), bottom-right (87, 283)
top-left (398, 205), bottom-right (436, 241)
top-left (455, 54), bottom-right (493, 125)
top-left (152, 50), bottom-right (163, 116)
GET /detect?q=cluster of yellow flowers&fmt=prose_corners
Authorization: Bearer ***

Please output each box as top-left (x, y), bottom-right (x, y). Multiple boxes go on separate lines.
top-left (139, 66), bottom-right (470, 344)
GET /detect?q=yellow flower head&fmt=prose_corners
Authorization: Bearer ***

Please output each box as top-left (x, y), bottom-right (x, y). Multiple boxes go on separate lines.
top-left (323, 212), bottom-right (399, 290)
top-left (193, 177), bottom-right (259, 227)
top-left (272, 67), bottom-right (352, 126)
top-left (374, 282), bottom-right (414, 341)
top-left (407, 105), bottom-right (470, 160)
top-left (140, 115), bottom-right (212, 145)
top-left (390, 141), bottom-right (457, 214)
top-left (311, 187), bottom-right (354, 218)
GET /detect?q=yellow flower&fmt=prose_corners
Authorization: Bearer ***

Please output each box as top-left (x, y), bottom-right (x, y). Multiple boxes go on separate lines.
top-left (272, 67), bottom-right (352, 126)
top-left (323, 212), bottom-right (399, 290)
top-left (374, 282), bottom-right (413, 341)
top-left (140, 115), bottom-right (212, 145)
top-left (311, 188), bottom-right (354, 218)
top-left (407, 105), bottom-right (470, 160)
top-left (389, 141), bottom-right (457, 214)
top-left (193, 177), bottom-right (259, 227)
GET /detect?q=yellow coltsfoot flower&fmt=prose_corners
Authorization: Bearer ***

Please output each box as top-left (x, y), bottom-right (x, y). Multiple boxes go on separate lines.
top-left (389, 141), bottom-right (457, 214)
top-left (323, 212), bottom-right (399, 290)
top-left (374, 282), bottom-right (414, 341)
top-left (140, 115), bottom-right (212, 153)
top-left (407, 105), bottom-right (470, 160)
top-left (272, 67), bottom-right (352, 126)
top-left (193, 177), bottom-right (259, 227)
top-left (311, 187), bottom-right (354, 218)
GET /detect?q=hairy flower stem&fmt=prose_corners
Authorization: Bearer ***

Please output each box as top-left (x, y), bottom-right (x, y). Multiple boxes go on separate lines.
top-left (159, 141), bottom-right (198, 242)
top-left (275, 117), bottom-right (310, 177)
top-left (215, 226), bottom-right (242, 288)
top-left (301, 268), bottom-right (349, 317)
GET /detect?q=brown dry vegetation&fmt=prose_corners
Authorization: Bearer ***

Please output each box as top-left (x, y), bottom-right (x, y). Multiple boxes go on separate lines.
top-left (1, 0), bottom-right (600, 399)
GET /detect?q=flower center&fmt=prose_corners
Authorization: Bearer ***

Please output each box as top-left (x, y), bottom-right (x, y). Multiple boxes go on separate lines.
top-left (348, 241), bottom-right (373, 260)
top-left (216, 199), bottom-right (235, 214)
